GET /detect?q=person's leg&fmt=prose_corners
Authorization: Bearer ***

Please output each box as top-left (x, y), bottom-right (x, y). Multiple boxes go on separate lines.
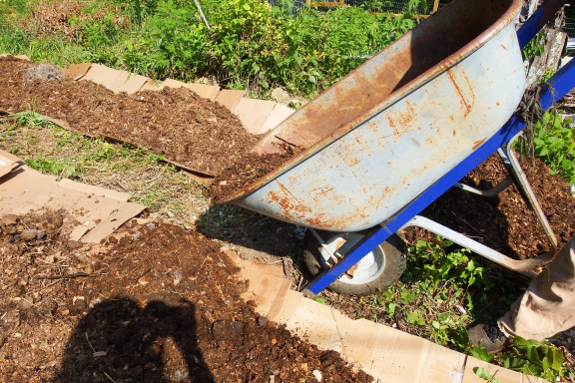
top-left (498, 233), bottom-right (575, 341)
top-left (469, 233), bottom-right (575, 352)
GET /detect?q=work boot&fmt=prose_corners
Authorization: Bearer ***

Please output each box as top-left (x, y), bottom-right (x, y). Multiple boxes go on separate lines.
top-left (468, 322), bottom-right (510, 354)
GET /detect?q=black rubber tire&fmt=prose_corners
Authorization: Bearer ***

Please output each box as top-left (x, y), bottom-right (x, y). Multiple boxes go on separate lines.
top-left (303, 230), bottom-right (406, 296)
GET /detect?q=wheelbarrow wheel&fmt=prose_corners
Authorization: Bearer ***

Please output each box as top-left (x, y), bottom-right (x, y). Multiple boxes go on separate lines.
top-left (303, 230), bottom-right (405, 296)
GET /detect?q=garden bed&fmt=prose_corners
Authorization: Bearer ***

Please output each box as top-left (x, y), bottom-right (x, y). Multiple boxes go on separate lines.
top-left (0, 210), bottom-right (371, 383)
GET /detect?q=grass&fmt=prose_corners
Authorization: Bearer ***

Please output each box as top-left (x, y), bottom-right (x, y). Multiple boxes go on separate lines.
top-left (0, 112), bottom-right (209, 226)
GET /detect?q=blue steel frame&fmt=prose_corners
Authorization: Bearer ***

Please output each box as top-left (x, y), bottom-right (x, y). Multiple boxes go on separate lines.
top-left (303, 0), bottom-right (575, 296)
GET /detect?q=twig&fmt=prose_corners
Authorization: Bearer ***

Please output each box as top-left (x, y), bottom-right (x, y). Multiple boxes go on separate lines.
top-left (104, 372), bottom-right (116, 383)
top-left (36, 272), bottom-right (103, 280)
top-left (85, 332), bottom-right (96, 353)
top-left (193, 0), bottom-right (215, 44)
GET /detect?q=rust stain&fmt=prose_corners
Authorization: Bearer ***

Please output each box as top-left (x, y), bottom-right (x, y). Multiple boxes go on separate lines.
top-left (500, 44), bottom-right (507, 50)
top-left (496, 102), bottom-right (500, 106)
top-left (446, 70), bottom-right (472, 117)
top-left (472, 137), bottom-right (487, 151)
top-left (452, 129), bottom-right (456, 136)
top-left (386, 115), bottom-right (399, 135)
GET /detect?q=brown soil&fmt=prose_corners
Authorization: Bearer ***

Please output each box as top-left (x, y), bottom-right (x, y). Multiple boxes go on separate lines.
top-left (0, 57), bottom-right (260, 176)
top-left (205, 146), bottom-right (299, 201)
top-left (404, 152), bottom-right (575, 260)
top-left (0, 210), bottom-right (372, 383)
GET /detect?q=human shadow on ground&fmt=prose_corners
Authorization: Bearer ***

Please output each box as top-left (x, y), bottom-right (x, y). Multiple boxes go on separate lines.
top-left (54, 296), bottom-right (214, 383)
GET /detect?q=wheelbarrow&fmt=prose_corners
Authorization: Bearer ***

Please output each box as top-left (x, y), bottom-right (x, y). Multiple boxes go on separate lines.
top-left (215, 0), bottom-right (575, 295)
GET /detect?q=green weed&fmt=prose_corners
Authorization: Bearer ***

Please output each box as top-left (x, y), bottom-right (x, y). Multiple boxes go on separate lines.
top-left (533, 112), bottom-right (575, 184)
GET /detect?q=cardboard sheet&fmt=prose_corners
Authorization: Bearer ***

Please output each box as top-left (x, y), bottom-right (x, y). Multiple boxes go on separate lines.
top-left (109, 71), bottom-right (148, 95)
top-left (81, 64), bottom-right (123, 89)
top-left (186, 83), bottom-right (220, 101)
top-left (0, 150), bottom-right (145, 243)
top-left (215, 89), bottom-right (245, 112)
top-left (60, 63), bottom-right (92, 80)
top-left (234, 98), bottom-right (276, 134)
top-left (260, 103), bottom-right (296, 135)
top-left (225, 250), bottom-right (547, 383)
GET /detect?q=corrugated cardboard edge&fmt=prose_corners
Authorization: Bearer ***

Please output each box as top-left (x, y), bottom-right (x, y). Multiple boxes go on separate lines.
top-left (0, 150), bottom-right (24, 180)
top-left (224, 249), bottom-right (547, 383)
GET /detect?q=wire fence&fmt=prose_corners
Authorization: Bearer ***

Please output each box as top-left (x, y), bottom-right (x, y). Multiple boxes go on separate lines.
top-left (562, 17), bottom-right (575, 53)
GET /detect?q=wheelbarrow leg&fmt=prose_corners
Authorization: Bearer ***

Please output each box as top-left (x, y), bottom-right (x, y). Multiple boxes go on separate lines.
top-left (499, 134), bottom-right (558, 253)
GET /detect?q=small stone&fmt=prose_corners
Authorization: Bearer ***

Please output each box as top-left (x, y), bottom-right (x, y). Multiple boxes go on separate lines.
top-left (20, 297), bottom-right (33, 309)
top-left (131, 366), bottom-right (143, 377)
top-left (167, 211), bottom-right (175, 218)
top-left (271, 87), bottom-right (291, 104)
top-left (1, 215), bottom-right (18, 226)
top-left (36, 230), bottom-right (46, 240)
top-left (16, 225), bottom-right (24, 234)
top-left (20, 229), bottom-right (38, 242)
top-left (312, 370), bottom-right (322, 382)
top-left (73, 296), bottom-right (87, 311)
top-left (173, 270), bottom-right (182, 285)
top-left (257, 317), bottom-right (269, 327)
top-left (133, 233), bottom-right (141, 240)
top-left (146, 222), bottom-right (156, 230)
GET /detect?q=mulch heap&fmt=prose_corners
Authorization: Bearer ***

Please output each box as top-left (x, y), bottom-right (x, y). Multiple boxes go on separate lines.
top-left (0, 210), bottom-right (372, 383)
top-left (405, 152), bottom-right (575, 260)
top-left (0, 56), bottom-right (260, 176)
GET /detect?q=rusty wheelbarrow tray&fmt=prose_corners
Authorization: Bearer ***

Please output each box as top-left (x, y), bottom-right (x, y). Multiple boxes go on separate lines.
top-left (217, 0), bottom-right (525, 234)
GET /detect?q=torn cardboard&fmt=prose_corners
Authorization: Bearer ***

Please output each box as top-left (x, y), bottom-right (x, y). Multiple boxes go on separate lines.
top-left (224, 250), bottom-right (547, 383)
top-left (0, 150), bottom-right (145, 243)
top-left (0, 150), bottom-right (24, 179)
top-left (60, 63), bottom-right (91, 80)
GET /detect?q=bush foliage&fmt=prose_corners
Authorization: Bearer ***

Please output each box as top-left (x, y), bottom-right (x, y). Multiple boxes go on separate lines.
top-left (1, 0), bottom-right (416, 98)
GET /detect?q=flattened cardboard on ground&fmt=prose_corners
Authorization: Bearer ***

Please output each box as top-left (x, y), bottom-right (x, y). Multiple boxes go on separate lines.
top-left (109, 71), bottom-right (148, 95)
top-left (80, 202), bottom-right (145, 243)
top-left (0, 150), bottom-right (145, 243)
top-left (139, 79), bottom-right (163, 91)
top-left (186, 83), bottom-right (220, 101)
top-left (0, 53), bottom-right (12, 58)
top-left (81, 63), bottom-right (123, 89)
top-left (259, 103), bottom-right (296, 135)
top-left (0, 150), bottom-right (23, 180)
top-left (159, 78), bottom-right (187, 90)
top-left (234, 98), bottom-right (276, 134)
top-left (60, 63), bottom-right (91, 80)
top-left (215, 89), bottom-right (245, 112)
top-left (225, 250), bottom-right (546, 383)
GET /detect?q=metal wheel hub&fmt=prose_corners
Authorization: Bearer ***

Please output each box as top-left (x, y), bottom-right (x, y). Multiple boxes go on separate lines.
top-left (320, 233), bottom-right (386, 285)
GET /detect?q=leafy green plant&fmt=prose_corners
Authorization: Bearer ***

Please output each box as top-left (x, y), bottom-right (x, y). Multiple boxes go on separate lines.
top-left (533, 112), bottom-right (575, 184)
top-left (500, 337), bottom-right (572, 381)
top-left (11, 111), bottom-right (55, 128)
top-left (522, 30), bottom-right (546, 60)
top-left (475, 367), bottom-right (500, 383)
